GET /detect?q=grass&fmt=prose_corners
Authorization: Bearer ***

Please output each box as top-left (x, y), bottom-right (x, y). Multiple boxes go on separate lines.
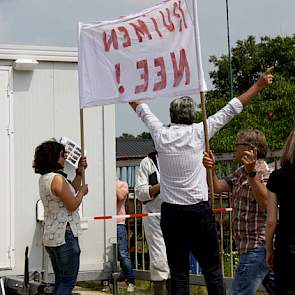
top-left (77, 280), bottom-right (268, 295)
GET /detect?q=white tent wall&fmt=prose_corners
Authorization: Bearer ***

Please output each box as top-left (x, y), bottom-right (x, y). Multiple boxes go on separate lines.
top-left (0, 45), bottom-right (116, 278)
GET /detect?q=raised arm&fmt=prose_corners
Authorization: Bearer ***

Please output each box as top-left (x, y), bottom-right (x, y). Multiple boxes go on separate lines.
top-left (238, 71), bottom-right (273, 106)
top-left (206, 70), bottom-right (273, 139)
top-left (203, 151), bottom-right (232, 193)
top-left (241, 148), bottom-right (268, 208)
top-left (51, 175), bottom-right (88, 212)
top-left (129, 100), bottom-right (163, 134)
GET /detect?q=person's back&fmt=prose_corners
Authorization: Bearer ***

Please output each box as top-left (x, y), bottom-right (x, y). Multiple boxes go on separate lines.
top-left (155, 123), bottom-right (207, 205)
top-left (266, 129), bottom-right (295, 294)
top-left (267, 167), bottom-right (295, 237)
top-left (129, 71), bottom-right (273, 295)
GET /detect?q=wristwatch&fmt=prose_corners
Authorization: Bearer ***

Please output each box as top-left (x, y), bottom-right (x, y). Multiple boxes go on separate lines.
top-left (247, 171), bottom-right (257, 177)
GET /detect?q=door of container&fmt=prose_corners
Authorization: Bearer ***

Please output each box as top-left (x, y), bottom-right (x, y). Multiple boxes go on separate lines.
top-left (0, 66), bottom-right (14, 270)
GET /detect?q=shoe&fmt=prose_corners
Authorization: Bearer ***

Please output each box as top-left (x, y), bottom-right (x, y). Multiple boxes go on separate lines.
top-left (127, 283), bottom-right (135, 292)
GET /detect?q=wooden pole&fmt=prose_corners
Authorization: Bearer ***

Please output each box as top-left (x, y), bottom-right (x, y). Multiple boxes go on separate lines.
top-left (191, 0), bottom-right (215, 207)
top-left (200, 91), bottom-right (215, 208)
top-left (80, 108), bottom-right (86, 185)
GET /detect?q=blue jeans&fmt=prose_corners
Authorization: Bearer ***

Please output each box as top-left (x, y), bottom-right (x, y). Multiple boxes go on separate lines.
top-left (117, 224), bottom-right (135, 284)
top-left (231, 245), bottom-right (276, 295)
top-left (45, 229), bottom-right (81, 295)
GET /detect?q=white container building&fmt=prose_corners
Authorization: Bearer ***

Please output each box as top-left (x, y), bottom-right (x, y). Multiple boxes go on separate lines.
top-left (0, 44), bottom-right (117, 292)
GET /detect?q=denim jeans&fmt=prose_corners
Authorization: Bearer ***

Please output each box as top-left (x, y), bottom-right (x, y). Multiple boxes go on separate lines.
top-left (161, 201), bottom-right (225, 295)
top-left (45, 229), bottom-right (81, 295)
top-left (230, 245), bottom-right (276, 295)
top-left (117, 224), bottom-right (135, 284)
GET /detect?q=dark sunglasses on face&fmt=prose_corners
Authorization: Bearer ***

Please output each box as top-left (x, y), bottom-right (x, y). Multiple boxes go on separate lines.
top-left (235, 143), bottom-right (256, 150)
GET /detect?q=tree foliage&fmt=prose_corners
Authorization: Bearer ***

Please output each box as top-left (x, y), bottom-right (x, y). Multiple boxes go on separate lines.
top-left (119, 131), bottom-right (152, 140)
top-left (198, 35), bottom-right (295, 152)
top-left (119, 133), bottom-right (135, 139)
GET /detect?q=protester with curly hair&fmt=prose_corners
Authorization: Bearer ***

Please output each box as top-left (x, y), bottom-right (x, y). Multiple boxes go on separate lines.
top-left (33, 140), bottom-right (88, 295)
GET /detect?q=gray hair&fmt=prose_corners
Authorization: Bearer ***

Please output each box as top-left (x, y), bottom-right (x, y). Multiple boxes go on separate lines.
top-left (170, 96), bottom-right (196, 125)
top-left (236, 129), bottom-right (268, 159)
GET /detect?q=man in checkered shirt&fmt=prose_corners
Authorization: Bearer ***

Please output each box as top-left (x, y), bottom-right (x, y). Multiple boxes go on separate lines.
top-left (203, 129), bottom-right (276, 295)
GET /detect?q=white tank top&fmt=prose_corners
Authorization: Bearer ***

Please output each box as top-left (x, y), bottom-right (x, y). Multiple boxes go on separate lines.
top-left (39, 172), bottom-right (81, 247)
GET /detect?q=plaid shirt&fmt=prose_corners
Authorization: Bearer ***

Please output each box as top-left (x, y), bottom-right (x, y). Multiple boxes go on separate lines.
top-left (224, 159), bottom-right (272, 254)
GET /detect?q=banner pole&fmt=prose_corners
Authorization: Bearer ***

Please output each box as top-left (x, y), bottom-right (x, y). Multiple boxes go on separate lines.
top-left (80, 108), bottom-right (86, 185)
top-left (200, 91), bottom-right (215, 207)
top-left (191, 0), bottom-right (215, 207)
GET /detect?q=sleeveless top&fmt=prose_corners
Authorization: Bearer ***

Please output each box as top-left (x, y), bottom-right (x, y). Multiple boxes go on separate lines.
top-left (39, 172), bottom-right (81, 247)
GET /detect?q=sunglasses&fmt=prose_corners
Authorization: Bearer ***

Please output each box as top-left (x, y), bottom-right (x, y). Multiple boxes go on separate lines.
top-left (235, 143), bottom-right (256, 149)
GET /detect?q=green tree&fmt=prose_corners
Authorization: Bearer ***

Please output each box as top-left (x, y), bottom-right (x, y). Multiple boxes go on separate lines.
top-left (136, 132), bottom-right (152, 140)
top-left (208, 35), bottom-right (295, 99)
top-left (119, 133), bottom-right (135, 139)
top-left (198, 35), bottom-right (295, 152)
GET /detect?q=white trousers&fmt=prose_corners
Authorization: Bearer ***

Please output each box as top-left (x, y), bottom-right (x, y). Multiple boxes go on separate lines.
top-left (142, 211), bottom-right (170, 281)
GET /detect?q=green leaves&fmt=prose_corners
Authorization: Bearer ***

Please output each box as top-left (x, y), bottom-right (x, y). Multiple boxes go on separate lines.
top-left (201, 33), bottom-right (295, 153)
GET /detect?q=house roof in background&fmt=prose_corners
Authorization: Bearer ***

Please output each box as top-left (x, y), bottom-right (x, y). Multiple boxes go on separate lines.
top-left (116, 138), bottom-right (154, 159)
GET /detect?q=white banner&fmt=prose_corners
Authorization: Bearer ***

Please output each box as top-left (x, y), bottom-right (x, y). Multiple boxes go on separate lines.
top-left (79, 0), bottom-right (207, 108)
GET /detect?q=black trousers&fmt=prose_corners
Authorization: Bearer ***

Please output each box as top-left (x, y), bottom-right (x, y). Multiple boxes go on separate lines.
top-left (274, 236), bottom-right (295, 294)
top-left (161, 201), bottom-right (225, 295)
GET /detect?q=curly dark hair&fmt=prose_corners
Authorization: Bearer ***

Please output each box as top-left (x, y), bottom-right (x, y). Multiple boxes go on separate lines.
top-left (33, 140), bottom-right (65, 175)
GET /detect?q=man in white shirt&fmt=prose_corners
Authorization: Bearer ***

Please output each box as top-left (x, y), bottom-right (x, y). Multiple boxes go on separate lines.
top-left (129, 72), bottom-right (273, 295)
top-left (135, 149), bottom-right (170, 295)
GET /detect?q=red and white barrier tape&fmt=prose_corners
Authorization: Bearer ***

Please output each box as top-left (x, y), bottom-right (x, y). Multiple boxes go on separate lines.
top-left (82, 207), bottom-right (232, 221)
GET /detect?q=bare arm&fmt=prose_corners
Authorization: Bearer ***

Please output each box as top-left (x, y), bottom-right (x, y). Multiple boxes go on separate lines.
top-left (241, 149), bottom-right (268, 208)
top-left (247, 176), bottom-right (268, 208)
top-left (238, 71), bottom-right (273, 107)
top-left (116, 180), bottom-right (129, 201)
top-left (149, 183), bottom-right (160, 198)
top-left (51, 175), bottom-right (88, 212)
top-left (266, 190), bottom-right (278, 269)
top-left (72, 156), bottom-right (88, 192)
top-left (203, 151), bottom-right (232, 193)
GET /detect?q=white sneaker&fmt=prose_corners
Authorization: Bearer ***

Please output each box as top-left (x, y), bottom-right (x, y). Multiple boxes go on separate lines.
top-left (127, 283), bottom-right (135, 292)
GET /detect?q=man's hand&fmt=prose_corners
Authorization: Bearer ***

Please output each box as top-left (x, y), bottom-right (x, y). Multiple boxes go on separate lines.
top-left (129, 100), bottom-right (141, 111)
top-left (241, 148), bottom-right (257, 173)
top-left (238, 67), bottom-right (274, 106)
top-left (255, 68), bottom-right (273, 91)
top-left (203, 151), bottom-right (215, 169)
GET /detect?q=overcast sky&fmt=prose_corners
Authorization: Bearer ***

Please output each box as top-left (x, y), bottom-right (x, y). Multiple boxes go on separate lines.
top-left (0, 0), bottom-right (294, 136)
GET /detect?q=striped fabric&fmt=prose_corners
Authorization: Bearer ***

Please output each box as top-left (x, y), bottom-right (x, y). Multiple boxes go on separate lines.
top-left (224, 160), bottom-right (272, 254)
top-left (136, 98), bottom-right (243, 205)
